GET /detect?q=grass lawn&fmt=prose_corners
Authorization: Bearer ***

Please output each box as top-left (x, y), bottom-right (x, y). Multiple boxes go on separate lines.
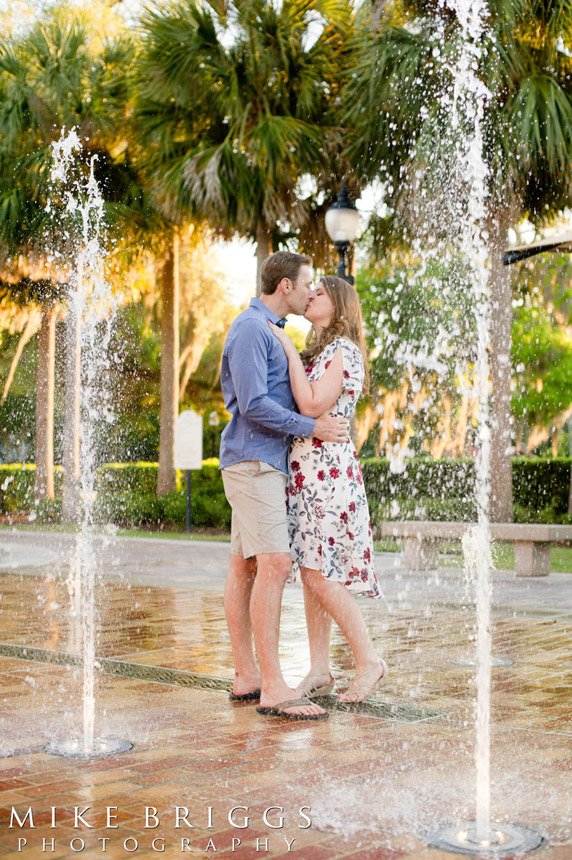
top-left (1, 524), bottom-right (570, 570)
top-left (118, 529), bottom-right (231, 542)
top-left (0, 522), bottom-right (231, 542)
top-left (376, 539), bottom-right (572, 573)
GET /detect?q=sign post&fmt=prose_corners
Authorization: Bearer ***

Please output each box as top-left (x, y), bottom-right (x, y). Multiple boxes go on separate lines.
top-left (174, 410), bottom-right (203, 534)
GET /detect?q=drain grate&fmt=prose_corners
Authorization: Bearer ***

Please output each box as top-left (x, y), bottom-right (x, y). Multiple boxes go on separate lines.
top-left (315, 694), bottom-right (443, 722)
top-left (0, 641), bottom-right (231, 692)
top-left (0, 641), bottom-right (443, 723)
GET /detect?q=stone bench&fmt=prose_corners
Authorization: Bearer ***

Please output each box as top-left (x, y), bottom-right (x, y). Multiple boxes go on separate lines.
top-left (379, 521), bottom-right (572, 577)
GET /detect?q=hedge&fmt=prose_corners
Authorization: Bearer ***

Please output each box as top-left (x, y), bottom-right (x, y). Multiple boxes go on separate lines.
top-left (1, 457), bottom-right (570, 527)
top-left (0, 460), bottom-right (229, 529)
top-left (361, 458), bottom-right (474, 502)
top-left (0, 464), bottom-right (64, 514)
top-left (97, 462), bottom-right (162, 496)
top-left (94, 460), bottom-right (230, 528)
top-left (362, 457), bottom-right (572, 523)
top-left (512, 457), bottom-right (572, 514)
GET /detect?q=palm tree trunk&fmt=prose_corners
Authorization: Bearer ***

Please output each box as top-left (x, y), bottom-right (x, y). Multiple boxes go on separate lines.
top-left (1, 311), bottom-right (41, 404)
top-left (566, 415), bottom-right (572, 514)
top-left (62, 306), bottom-right (82, 522)
top-left (157, 234), bottom-right (180, 496)
top-left (179, 343), bottom-right (201, 401)
top-left (488, 213), bottom-right (514, 522)
top-left (370, 0), bottom-right (386, 30)
top-left (34, 304), bottom-right (57, 502)
top-left (255, 222), bottom-right (272, 297)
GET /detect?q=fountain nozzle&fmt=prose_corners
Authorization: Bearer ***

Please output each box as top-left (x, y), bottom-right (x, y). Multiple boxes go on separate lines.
top-left (426, 821), bottom-right (544, 857)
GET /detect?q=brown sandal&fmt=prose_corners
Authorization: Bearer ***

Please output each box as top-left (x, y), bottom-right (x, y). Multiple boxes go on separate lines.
top-left (296, 674), bottom-right (336, 698)
top-left (256, 697), bottom-right (329, 720)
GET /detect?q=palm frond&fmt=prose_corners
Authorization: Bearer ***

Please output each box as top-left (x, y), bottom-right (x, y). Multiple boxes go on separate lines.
top-left (134, 0), bottom-right (351, 242)
top-left (343, 0), bottom-right (572, 220)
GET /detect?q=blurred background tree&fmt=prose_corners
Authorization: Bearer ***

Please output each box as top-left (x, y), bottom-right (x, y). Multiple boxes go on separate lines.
top-left (0, 5), bottom-right (139, 511)
top-left (0, 0), bottom-right (570, 530)
top-left (345, 0), bottom-right (572, 519)
top-left (134, 0), bottom-right (355, 291)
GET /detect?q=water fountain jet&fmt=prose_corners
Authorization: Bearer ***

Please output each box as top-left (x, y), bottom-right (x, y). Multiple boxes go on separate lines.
top-left (417, 0), bottom-right (545, 854)
top-left (40, 128), bottom-right (132, 760)
top-left (428, 822), bottom-right (544, 857)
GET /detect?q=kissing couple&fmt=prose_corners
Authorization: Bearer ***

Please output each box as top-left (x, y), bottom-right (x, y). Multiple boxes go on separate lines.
top-left (220, 251), bottom-right (385, 720)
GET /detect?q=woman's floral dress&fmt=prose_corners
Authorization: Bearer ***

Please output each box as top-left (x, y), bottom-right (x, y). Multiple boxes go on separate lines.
top-left (288, 337), bottom-right (382, 599)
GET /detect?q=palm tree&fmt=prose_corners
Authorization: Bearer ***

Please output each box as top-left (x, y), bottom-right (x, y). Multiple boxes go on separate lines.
top-left (346, 0), bottom-right (572, 521)
top-left (134, 0), bottom-right (353, 292)
top-left (0, 13), bottom-right (139, 514)
top-left (133, 0), bottom-right (354, 493)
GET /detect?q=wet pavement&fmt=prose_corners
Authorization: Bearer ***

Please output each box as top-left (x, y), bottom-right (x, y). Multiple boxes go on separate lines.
top-left (0, 530), bottom-right (570, 859)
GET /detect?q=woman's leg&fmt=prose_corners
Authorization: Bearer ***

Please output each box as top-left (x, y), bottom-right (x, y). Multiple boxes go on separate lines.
top-left (301, 567), bottom-right (385, 701)
top-left (297, 576), bottom-right (333, 691)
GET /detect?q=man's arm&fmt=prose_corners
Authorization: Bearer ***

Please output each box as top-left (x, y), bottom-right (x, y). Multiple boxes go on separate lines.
top-left (229, 319), bottom-right (350, 443)
top-left (229, 318), bottom-right (315, 437)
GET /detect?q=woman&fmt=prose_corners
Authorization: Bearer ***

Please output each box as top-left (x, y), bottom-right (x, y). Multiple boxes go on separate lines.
top-left (268, 275), bottom-right (386, 704)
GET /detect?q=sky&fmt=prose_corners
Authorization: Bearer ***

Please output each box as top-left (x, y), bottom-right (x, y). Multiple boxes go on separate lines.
top-left (212, 237), bottom-right (257, 307)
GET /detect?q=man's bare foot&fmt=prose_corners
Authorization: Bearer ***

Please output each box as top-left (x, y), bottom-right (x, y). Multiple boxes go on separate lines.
top-left (232, 671), bottom-right (262, 698)
top-left (337, 660), bottom-right (388, 703)
top-left (259, 684), bottom-right (328, 718)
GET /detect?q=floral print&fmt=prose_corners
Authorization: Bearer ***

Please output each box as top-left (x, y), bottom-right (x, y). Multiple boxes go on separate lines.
top-left (288, 338), bottom-right (383, 599)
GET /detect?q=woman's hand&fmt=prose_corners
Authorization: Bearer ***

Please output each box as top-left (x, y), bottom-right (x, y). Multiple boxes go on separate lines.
top-left (268, 321), bottom-right (296, 354)
top-left (269, 321), bottom-right (344, 418)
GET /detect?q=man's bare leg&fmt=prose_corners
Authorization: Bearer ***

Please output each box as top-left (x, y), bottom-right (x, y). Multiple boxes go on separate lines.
top-left (250, 552), bottom-right (326, 717)
top-left (224, 555), bottom-right (261, 696)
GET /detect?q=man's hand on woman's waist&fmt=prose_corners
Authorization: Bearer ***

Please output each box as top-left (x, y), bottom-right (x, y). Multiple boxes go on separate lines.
top-left (313, 413), bottom-right (350, 443)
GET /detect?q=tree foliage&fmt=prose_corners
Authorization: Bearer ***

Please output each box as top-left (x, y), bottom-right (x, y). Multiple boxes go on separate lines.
top-left (512, 252), bottom-right (572, 452)
top-left (345, 0), bottom-right (572, 224)
top-left (0, 11), bottom-right (139, 265)
top-left (134, 0), bottom-right (354, 252)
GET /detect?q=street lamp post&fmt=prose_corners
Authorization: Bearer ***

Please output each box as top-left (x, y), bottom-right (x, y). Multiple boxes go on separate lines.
top-left (208, 411), bottom-right (220, 458)
top-left (325, 181), bottom-right (360, 284)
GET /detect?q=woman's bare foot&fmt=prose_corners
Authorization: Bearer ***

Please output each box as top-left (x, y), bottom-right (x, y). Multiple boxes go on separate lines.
top-left (296, 672), bottom-right (335, 698)
top-left (337, 660), bottom-right (388, 703)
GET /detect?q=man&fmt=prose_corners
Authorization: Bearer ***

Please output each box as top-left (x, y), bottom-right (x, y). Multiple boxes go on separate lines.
top-left (220, 251), bottom-right (348, 720)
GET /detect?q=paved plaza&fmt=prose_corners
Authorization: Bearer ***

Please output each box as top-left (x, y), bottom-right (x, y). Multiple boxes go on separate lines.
top-left (0, 531), bottom-right (570, 859)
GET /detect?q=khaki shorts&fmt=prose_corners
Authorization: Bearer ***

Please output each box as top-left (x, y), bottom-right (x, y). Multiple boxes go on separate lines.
top-left (222, 461), bottom-right (289, 558)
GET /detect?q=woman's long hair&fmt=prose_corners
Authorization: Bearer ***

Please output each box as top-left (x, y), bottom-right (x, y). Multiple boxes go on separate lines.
top-left (300, 276), bottom-right (370, 393)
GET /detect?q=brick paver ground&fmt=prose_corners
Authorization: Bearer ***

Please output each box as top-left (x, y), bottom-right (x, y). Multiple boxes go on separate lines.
top-left (0, 531), bottom-right (570, 859)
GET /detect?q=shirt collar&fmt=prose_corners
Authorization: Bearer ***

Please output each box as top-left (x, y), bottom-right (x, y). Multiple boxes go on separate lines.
top-left (249, 297), bottom-right (287, 328)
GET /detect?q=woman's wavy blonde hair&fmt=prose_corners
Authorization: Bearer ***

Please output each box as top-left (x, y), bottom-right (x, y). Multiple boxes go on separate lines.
top-left (300, 275), bottom-right (370, 394)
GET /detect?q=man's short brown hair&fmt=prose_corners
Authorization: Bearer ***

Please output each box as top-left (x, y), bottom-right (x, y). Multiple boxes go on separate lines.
top-left (260, 251), bottom-right (312, 295)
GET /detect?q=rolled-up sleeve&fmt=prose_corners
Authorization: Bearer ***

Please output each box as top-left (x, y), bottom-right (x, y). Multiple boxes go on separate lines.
top-left (229, 319), bottom-right (315, 438)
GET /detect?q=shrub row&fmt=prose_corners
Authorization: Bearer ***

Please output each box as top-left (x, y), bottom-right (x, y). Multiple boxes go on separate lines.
top-left (1, 457), bottom-right (570, 527)
top-left (0, 461), bottom-right (230, 530)
top-left (95, 461), bottom-right (230, 528)
top-left (512, 457), bottom-right (572, 515)
top-left (362, 457), bottom-right (572, 522)
top-left (0, 464), bottom-right (64, 513)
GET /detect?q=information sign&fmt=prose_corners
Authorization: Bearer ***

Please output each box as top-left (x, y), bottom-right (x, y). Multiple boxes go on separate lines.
top-left (174, 410), bottom-right (203, 470)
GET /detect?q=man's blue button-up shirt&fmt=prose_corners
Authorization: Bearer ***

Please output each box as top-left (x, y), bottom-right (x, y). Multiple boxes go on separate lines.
top-left (220, 298), bottom-right (315, 474)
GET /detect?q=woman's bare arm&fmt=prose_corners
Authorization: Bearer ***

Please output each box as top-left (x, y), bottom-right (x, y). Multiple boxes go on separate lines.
top-left (268, 322), bottom-right (343, 418)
